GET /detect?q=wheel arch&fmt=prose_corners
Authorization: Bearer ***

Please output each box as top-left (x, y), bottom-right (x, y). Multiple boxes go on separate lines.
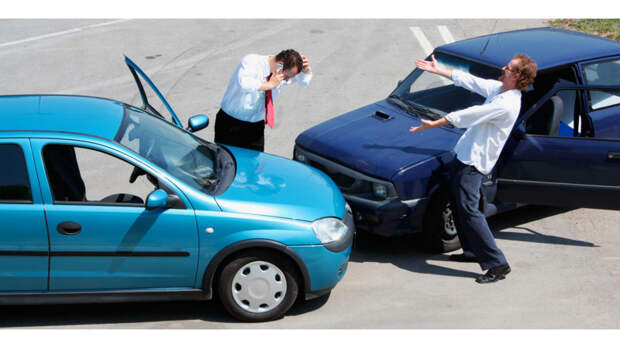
top-left (201, 239), bottom-right (311, 300)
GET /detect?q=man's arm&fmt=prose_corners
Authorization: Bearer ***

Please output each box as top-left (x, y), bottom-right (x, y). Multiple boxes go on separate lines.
top-left (409, 117), bottom-right (451, 132)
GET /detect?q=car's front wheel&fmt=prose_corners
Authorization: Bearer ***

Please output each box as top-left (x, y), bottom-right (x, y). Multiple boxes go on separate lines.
top-left (217, 250), bottom-right (299, 322)
top-left (422, 189), bottom-right (461, 253)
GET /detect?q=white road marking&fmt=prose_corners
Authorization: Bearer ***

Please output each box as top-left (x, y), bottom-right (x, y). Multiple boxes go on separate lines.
top-left (0, 19), bottom-right (132, 49)
top-left (438, 25), bottom-right (455, 44)
top-left (409, 26), bottom-right (434, 56)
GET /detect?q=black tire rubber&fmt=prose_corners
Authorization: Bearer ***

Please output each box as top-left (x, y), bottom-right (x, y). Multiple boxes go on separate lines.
top-left (421, 189), bottom-right (461, 253)
top-left (217, 250), bottom-right (299, 322)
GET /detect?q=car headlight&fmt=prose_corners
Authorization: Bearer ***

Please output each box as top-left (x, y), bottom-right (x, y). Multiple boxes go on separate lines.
top-left (312, 217), bottom-right (348, 243)
top-left (373, 183), bottom-right (388, 200)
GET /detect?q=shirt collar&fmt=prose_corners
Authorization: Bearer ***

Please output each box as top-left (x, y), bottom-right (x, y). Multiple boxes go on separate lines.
top-left (263, 55), bottom-right (271, 78)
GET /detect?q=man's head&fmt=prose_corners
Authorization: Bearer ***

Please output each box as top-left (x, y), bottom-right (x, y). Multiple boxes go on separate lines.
top-left (499, 54), bottom-right (537, 91)
top-left (275, 49), bottom-right (304, 81)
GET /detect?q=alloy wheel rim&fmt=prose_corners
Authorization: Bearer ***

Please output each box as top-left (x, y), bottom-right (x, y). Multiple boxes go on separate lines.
top-left (442, 203), bottom-right (458, 238)
top-left (231, 261), bottom-right (287, 314)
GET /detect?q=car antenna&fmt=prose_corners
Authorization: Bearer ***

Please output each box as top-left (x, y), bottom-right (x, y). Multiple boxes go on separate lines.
top-left (480, 21), bottom-right (499, 57)
top-left (480, 34), bottom-right (495, 57)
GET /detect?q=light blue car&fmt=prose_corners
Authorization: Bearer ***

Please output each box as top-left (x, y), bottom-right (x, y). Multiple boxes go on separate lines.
top-left (0, 57), bottom-right (353, 322)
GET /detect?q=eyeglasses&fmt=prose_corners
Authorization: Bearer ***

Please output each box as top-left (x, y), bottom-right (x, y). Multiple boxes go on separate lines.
top-left (503, 65), bottom-right (517, 73)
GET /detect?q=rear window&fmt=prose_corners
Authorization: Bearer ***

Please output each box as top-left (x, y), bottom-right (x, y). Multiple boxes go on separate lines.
top-left (0, 144), bottom-right (32, 202)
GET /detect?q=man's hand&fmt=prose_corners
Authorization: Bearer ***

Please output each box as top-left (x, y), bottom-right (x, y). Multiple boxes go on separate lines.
top-left (268, 71), bottom-right (284, 89)
top-left (415, 54), bottom-right (453, 79)
top-left (302, 55), bottom-right (311, 73)
top-left (409, 118), bottom-right (435, 132)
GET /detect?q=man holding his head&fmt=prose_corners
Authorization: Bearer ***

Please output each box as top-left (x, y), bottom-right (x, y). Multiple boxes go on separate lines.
top-left (215, 49), bottom-right (312, 152)
top-left (410, 54), bottom-right (537, 283)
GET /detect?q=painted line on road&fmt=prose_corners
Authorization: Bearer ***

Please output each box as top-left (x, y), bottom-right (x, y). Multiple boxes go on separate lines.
top-left (438, 25), bottom-right (455, 44)
top-left (0, 19), bottom-right (132, 49)
top-left (409, 26), bottom-right (434, 57)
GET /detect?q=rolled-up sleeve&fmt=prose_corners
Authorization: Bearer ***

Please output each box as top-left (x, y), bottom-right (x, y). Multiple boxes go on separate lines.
top-left (445, 102), bottom-right (508, 129)
top-left (452, 70), bottom-right (501, 99)
top-left (237, 57), bottom-right (262, 91)
top-left (294, 70), bottom-right (312, 87)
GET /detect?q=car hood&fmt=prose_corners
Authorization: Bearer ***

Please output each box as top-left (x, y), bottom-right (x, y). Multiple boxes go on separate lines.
top-left (295, 99), bottom-right (462, 180)
top-left (214, 146), bottom-right (346, 222)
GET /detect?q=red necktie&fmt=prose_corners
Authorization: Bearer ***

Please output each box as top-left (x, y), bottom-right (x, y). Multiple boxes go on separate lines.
top-left (265, 73), bottom-right (275, 128)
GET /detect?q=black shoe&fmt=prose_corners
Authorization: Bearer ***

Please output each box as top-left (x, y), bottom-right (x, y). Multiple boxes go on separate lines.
top-left (448, 253), bottom-right (477, 263)
top-left (475, 264), bottom-right (511, 284)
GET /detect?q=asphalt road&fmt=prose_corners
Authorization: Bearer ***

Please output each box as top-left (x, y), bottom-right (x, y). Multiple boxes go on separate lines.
top-left (1, 19), bottom-right (619, 329)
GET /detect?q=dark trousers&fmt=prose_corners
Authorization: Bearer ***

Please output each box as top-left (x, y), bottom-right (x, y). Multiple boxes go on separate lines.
top-left (214, 109), bottom-right (265, 152)
top-left (450, 161), bottom-right (507, 270)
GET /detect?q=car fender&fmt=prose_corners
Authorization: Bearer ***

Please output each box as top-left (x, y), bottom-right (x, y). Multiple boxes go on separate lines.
top-left (200, 239), bottom-right (311, 300)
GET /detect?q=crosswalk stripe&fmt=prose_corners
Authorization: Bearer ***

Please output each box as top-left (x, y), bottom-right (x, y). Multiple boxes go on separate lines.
top-left (409, 26), bottom-right (434, 56)
top-left (438, 25), bottom-right (455, 44)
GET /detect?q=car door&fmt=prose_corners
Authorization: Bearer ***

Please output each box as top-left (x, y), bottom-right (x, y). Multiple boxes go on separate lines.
top-left (125, 56), bottom-right (184, 128)
top-left (31, 138), bottom-right (199, 291)
top-left (0, 139), bottom-right (49, 291)
top-left (496, 81), bottom-right (620, 209)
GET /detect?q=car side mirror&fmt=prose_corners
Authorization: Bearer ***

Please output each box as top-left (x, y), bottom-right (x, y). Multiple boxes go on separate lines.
top-left (146, 189), bottom-right (169, 210)
top-left (187, 114), bottom-right (209, 133)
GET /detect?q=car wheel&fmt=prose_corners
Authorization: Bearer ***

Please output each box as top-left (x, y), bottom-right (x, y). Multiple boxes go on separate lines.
top-left (217, 250), bottom-right (299, 322)
top-left (422, 189), bottom-right (461, 253)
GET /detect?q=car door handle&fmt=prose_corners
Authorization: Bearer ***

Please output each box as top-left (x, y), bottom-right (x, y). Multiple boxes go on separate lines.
top-left (57, 221), bottom-right (82, 235)
top-left (608, 152), bottom-right (620, 160)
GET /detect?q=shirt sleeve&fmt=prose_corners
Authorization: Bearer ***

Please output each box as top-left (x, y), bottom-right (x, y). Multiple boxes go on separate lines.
top-left (293, 70), bottom-right (312, 87)
top-left (452, 69), bottom-right (502, 99)
top-left (445, 101), bottom-right (509, 129)
top-left (237, 56), bottom-right (263, 91)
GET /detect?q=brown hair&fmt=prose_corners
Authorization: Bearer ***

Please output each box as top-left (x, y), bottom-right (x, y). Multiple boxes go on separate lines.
top-left (513, 54), bottom-right (537, 90)
top-left (275, 49), bottom-right (303, 73)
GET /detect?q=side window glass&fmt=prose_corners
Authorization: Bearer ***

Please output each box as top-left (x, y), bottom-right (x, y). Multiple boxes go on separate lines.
top-left (583, 59), bottom-right (620, 110)
top-left (526, 88), bottom-right (583, 137)
top-left (0, 144), bottom-right (32, 203)
top-left (42, 144), bottom-right (156, 205)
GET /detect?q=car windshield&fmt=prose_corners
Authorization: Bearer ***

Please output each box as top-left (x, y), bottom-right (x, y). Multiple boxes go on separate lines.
top-left (389, 53), bottom-right (501, 120)
top-left (115, 106), bottom-right (234, 195)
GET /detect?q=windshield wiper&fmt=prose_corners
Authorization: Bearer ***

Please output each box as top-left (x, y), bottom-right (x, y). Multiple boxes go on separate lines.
top-left (388, 95), bottom-right (441, 120)
top-left (387, 95), bottom-right (417, 115)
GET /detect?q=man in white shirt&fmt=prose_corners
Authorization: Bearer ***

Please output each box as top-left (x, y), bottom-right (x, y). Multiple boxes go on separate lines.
top-left (215, 49), bottom-right (312, 152)
top-left (410, 54), bottom-right (537, 283)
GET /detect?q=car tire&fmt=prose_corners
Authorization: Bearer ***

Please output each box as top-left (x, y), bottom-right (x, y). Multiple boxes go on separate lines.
top-left (217, 250), bottom-right (299, 322)
top-left (422, 189), bottom-right (461, 253)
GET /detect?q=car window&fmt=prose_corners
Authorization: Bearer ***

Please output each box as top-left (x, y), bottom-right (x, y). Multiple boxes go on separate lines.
top-left (116, 106), bottom-right (221, 194)
top-left (583, 58), bottom-right (620, 111)
top-left (525, 88), bottom-right (586, 137)
top-left (42, 144), bottom-right (156, 205)
top-left (0, 144), bottom-right (32, 203)
top-left (391, 53), bottom-right (500, 118)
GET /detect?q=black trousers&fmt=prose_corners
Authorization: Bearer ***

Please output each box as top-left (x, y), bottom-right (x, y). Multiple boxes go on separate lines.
top-left (214, 109), bottom-right (265, 152)
top-left (449, 161), bottom-right (507, 270)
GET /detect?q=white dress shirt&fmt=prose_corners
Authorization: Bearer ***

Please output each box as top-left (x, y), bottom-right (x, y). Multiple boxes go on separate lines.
top-left (220, 54), bottom-right (312, 123)
top-left (445, 69), bottom-right (522, 175)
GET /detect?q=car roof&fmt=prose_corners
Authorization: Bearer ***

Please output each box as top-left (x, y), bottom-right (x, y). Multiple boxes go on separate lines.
top-left (436, 27), bottom-right (620, 71)
top-left (0, 95), bottom-right (125, 139)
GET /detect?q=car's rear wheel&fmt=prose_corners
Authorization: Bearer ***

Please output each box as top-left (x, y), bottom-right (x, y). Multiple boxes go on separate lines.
top-left (422, 189), bottom-right (461, 253)
top-left (217, 250), bottom-right (299, 322)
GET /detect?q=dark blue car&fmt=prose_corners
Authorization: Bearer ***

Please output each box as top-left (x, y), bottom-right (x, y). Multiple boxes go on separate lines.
top-left (294, 27), bottom-right (620, 252)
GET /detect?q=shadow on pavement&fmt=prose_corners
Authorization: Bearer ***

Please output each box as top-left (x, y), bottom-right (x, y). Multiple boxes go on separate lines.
top-left (489, 205), bottom-right (598, 247)
top-left (350, 205), bottom-right (597, 277)
top-left (0, 292), bottom-right (330, 328)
